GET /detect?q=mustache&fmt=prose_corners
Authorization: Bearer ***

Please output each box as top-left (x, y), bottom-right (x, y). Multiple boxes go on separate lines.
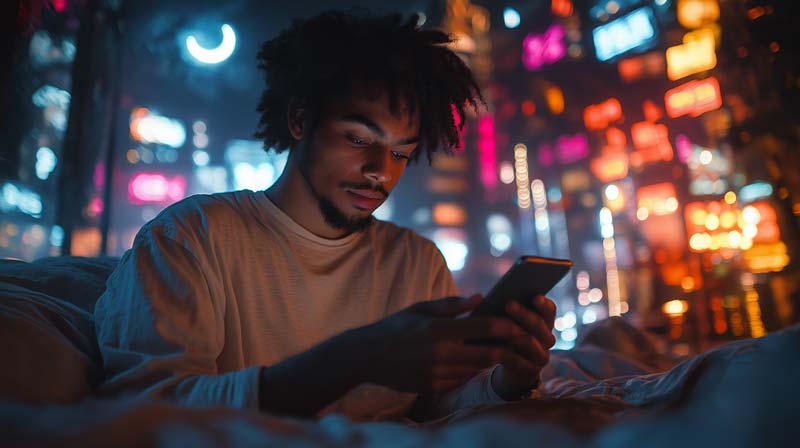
top-left (340, 182), bottom-right (389, 199)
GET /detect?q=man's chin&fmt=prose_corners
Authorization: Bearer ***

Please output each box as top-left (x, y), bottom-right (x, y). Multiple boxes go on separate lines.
top-left (318, 196), bottom-right (373, 233)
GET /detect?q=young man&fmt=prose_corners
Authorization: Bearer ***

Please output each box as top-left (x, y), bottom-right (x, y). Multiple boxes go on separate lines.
top-left (94, 11), bottom-right (557, 422)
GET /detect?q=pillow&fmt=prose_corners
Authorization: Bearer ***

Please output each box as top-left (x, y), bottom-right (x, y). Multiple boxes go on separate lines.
top-left (0, 256), bottom-right (117, 313)
top-left (0, 282), bottom-right (103, 403)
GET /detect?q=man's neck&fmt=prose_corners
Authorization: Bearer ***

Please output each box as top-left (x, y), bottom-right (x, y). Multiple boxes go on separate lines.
top-left (265, 157), bottom-right (350, 240)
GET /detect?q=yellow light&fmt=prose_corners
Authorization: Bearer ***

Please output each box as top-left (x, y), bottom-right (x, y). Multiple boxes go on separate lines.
top-left (723, 191), bottom-right (737, 204)
top-left (681, 276), bottom-right (696, 292)
top-left (636, 207), bottom-right (650, 221)
top-left (689, 232), bottom-right (711, 251)
top-left (728, 230), bottom-right (742, 248)
top-left (720, 211), bottom-right (736, 229)
top-left (744, 289), bottom-right (766, 338)
top-left (743, 242), bottom-right (790, 272)
top-left (690, 208), bottom-right (707, 226)
top-left (704, 213), bottom-right (720, 230)
top-left (740, 237), bottom-right (753, 250)
top-left (742, 224), bottom-right (758, 239)
top-left (677, 0), bottom-right (720, 29)
top-left (742, 206), bottom-right (761, 224)
top-left (663, 299), bottom-right (688, 316)
top-left (666, 28), bottom-right (717, 81)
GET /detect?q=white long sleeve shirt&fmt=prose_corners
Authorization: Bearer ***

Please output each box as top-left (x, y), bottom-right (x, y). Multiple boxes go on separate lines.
top-left (94, 190), bottom-right (507, 421)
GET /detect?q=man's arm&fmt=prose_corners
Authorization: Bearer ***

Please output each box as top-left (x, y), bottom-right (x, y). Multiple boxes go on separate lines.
top-left (258, 326), bottom-right (369, 416)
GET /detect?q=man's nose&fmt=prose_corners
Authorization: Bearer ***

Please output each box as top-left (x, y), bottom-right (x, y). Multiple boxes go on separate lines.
top-left (363, 147), bottom-right (392, 184)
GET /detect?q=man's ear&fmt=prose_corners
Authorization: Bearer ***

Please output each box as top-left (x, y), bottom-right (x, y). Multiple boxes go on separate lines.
top-left (287, 98), bottom-right (307, 141)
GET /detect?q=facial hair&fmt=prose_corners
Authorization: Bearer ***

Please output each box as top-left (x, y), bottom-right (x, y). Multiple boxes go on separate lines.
top-left (296, 147), bottom-right (380, 234)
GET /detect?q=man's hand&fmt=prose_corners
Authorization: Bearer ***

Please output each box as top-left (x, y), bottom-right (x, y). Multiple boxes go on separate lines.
top-left (491, 294), bottom-right (557, 400)
top-left (364, 294), bottom-right (533, 394)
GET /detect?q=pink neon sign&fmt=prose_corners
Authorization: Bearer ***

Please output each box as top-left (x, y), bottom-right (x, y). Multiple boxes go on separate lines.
top-left (478, 115), bottom-right (497, 191)
top-left (555, 133), bottom-right (590, 165)
top-left (128, 173), bottom-right (187, 204)
top-left (522, 24), bottom-right (567, 71)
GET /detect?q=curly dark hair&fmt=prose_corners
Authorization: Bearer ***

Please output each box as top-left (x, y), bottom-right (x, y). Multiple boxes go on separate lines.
top-left (254, 10), bottom-right (484, 164)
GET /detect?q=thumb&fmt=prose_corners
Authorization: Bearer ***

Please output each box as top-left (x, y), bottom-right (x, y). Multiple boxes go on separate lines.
top-left (416, 294), bottom-right (483, 317)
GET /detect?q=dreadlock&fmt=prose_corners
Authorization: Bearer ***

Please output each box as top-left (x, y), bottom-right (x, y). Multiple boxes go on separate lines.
top-left (254, 10), bottom-right (484, 164)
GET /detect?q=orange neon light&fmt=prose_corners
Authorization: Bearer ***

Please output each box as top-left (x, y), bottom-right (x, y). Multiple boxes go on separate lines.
top-left (618, 52), bottom-right (665, 83)
top-left (631, 122), bottom-right (674, 163)
top-left (584, 98), bottom-right (622, 130)
top-left (590, 153), bottom-right (629, 183)
top-left (551, 0), bottom-right (573, 17)
top-left (666, 28), bottom-right (717, 80)
top-left (643, 100), bottom-right (662, 122)
top-left (605, 127), bottom-right (627, 149)
top-left (665, 76), bottom-right (722, 118)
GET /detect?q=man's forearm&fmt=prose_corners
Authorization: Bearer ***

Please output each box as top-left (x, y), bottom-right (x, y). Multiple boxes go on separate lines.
top-left (258, 326), bottom-right (371, 416)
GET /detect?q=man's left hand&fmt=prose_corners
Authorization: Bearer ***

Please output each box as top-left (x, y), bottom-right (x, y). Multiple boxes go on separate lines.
top-left (490, 294), bottom-right (557, 400)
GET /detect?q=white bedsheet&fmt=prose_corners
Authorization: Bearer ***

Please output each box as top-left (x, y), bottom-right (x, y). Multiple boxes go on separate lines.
top-left (3, 324), bottom-right (797, 447)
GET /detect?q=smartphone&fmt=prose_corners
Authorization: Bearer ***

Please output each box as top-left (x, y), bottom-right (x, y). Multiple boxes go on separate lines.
top-left (470, 256), bottom-right (573, 318)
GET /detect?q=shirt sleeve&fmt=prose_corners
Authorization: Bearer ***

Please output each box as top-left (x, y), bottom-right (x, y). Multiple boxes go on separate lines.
top-left (93, 222), bottom-right (261, 409)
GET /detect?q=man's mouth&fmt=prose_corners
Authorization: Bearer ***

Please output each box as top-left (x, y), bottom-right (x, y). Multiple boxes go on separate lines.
top-left (345, 188), bottom-right (385, 210)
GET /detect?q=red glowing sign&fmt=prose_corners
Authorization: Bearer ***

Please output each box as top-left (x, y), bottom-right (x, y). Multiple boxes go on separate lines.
top-left (584, 98), bottom-right (622, 130)
top-left (605, 127), bottom-right (627, 149)
top-left (631, 122), bottom-right (674, 163)
top-left (522, 23), bottom-right (567, 71)
top-left (618, 52), bottom-right (665, 83)
top-left (477, 114), bottom-right (497, 191)
top-left (665, 76), bottom-right (722, 118)
top-left (128, 173), bottom-right (187, 204)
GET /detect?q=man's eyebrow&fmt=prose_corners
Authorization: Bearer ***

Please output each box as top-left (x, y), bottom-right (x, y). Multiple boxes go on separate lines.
top-left (340, 113), bottom-right (420, 145)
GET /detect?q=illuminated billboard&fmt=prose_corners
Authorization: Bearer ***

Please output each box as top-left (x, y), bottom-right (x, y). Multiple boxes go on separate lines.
top-left (665, 76), bottom-right (722, 118)
top-left (592, 7), bottom-right (659, 62)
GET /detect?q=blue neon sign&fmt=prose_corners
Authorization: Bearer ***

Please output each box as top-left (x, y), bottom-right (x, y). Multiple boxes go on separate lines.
top-left (592, 6), bottom-right (659, 62)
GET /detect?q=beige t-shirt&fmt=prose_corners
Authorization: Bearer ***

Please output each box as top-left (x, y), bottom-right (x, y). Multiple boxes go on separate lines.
top-left (95, 190), bottom-right (506, 421)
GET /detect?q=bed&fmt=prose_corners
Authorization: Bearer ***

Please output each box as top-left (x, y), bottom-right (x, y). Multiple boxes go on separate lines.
top-left (1, 256), bottom-right (797, 447)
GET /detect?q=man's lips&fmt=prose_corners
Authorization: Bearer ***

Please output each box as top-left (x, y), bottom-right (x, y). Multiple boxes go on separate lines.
top-left (345, 188), bottom-right (385, 209)
top-left (347, 188), bottom-right (385, 200)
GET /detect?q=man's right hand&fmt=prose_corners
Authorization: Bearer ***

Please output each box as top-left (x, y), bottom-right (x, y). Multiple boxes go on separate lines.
top-left (362, 294), bottom-right (530, 394)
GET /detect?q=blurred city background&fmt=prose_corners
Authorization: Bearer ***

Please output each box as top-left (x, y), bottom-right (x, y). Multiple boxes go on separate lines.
top-left (2, 0), bottom-right (798, 356)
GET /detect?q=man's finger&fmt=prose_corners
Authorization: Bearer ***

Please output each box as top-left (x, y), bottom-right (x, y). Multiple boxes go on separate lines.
top-left (527, 295), bottom-right (557, 329)
top-left (506, 301), bottom-right (556, 348)
top-left (509, 335), bottom-right (550, 368)
top-left (416, 294), bottom-right (483, 318)
top-left (434, 316), bottom-right (525, 341)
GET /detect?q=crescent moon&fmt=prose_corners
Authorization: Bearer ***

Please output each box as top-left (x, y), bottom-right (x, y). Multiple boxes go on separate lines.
top-left (186, 24), bottom-right (236, 64)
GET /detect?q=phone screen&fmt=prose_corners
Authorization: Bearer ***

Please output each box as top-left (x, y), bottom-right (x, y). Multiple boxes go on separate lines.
top-left (470, 256), bottom-right (572, 318)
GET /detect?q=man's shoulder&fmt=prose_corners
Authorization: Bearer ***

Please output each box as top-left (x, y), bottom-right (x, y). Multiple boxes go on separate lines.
top-left (143, 190), bottom-right (253, 239)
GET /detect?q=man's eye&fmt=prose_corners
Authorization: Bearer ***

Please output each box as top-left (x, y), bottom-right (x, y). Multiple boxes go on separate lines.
top-left (346, 134), bottom-right (369, 146)
top-left (391, 151), bottom-right (410, 161)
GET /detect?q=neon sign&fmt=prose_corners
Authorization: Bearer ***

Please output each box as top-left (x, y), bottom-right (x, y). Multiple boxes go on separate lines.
top-left (590, 153), bottom-right (629, 183)
top-left (677, 0), bottom-right (720, 29)
top-left (631, 122), bottom-right (674, 163)
top-left (584, 98), bottom-right (622, 130)
top-left (552, 0), bottom-right (573, 17)
top-left (618, 52), bottom-right (665, 82)
top-left (555, 133), bottom-right (590, 164)
top-left (522, 23), bottom-right (567, 71)
top-left (128, 173), bottom-right (187, 204)
top-left (592, 7), bottom-right (658, 62)
top-left (665, 76), bottom-right (722, 118)
top-left (478, 115), bottom-right (497, 191)
top-left (666, 28), bottom-right (717, 80)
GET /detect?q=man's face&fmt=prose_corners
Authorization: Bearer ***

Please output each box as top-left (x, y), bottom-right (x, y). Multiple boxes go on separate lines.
top-left (295, 88), bottom-right (420, 233)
